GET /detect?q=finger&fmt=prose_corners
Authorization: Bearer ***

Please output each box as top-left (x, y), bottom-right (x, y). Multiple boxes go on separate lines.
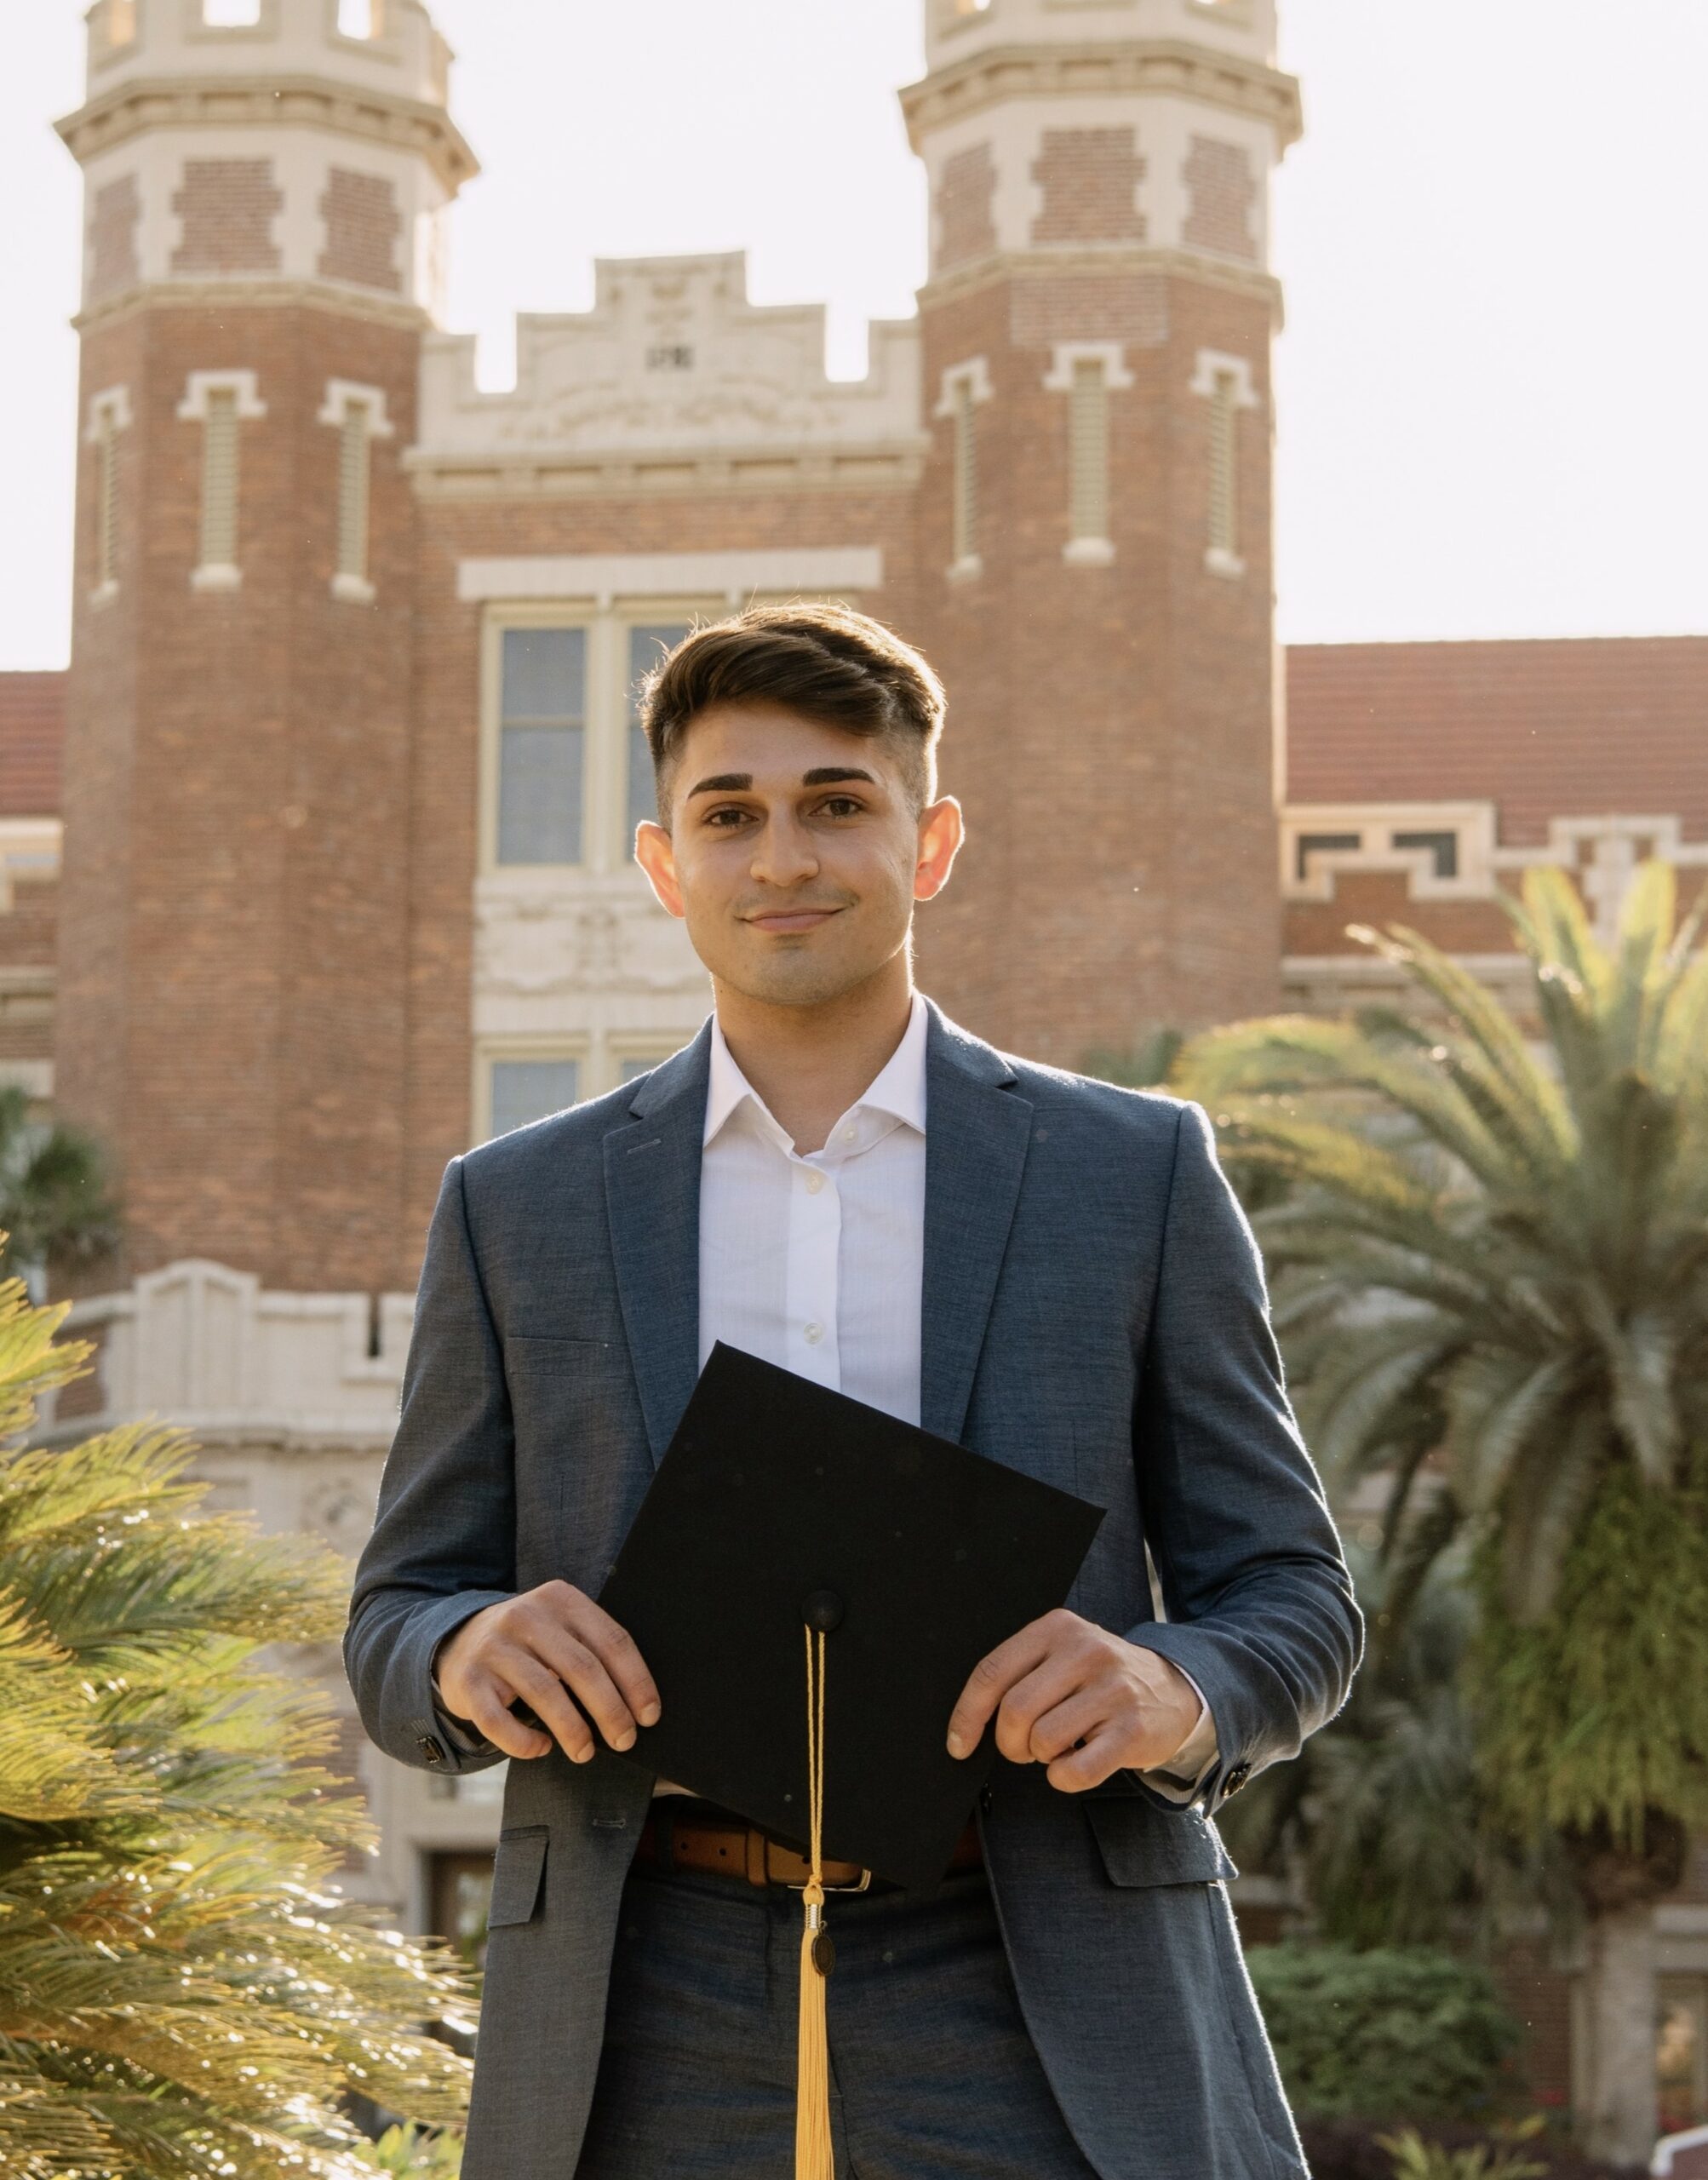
top-left (466, 1684), bottom-right (553, 1763)
top-left (946, 1615), bottom-right (1060, 1758)
top-left (562, 1597), bottom-right (662, 1730)
top-left (1026, 1686), bottom-right (1112, 1767)
top-left (531, 1627), bottom-right (639, 1753)
top-left (506, 1656), bottom-right (598, 1764)
top-left (992, 1655), bottom-right (1100, 1764)
top-left (1045, 1724), bottom-right (1127, 1795)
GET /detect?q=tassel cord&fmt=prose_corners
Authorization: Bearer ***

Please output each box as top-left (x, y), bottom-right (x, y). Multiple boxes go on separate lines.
top-left (796, 1625), bottom-right (834, 2180)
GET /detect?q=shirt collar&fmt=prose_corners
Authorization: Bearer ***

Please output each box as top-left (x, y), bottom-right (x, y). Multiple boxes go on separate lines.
top-left (702, 991), bottom-right (929, 1150)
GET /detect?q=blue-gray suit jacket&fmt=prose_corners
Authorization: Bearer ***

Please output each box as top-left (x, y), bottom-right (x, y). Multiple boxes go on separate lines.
top-left (345, 999), bottom-right (1361, 2180)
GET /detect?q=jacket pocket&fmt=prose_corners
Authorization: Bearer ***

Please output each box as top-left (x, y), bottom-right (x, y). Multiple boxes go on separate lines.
top-left (1083, 1796), bottom-right (1237, 1886)
top-left (487, 1824), bottom-right (548, 1927)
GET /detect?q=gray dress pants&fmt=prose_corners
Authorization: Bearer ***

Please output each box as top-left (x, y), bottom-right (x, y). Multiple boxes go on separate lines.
top-left (574, 1856), bottom-right (1101, 2179)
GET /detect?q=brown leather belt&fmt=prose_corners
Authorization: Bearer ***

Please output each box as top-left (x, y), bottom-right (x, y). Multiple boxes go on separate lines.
top-left (637, 1804), bottom-right (983, 1891)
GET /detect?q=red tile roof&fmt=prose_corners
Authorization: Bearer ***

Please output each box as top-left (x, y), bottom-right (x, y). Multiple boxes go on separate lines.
top-left (1286, 638), bottom-right (1708, 845)
top-left (0, 673), bottom-right (65, 818)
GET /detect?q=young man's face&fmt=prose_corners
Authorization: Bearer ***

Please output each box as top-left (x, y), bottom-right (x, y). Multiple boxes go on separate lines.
top-left (633, 701), bottom-right (963, 1009)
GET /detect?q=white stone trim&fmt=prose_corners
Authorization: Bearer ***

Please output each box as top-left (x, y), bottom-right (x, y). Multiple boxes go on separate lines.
top-left (316, 376), bottom-right (395, 435)
top-left (83, 384), bottom-right (134, 443)
top-left (1282, 802), bottom-right (1708, 940)
top-left (933, 355), bottom-right (995, 419)
top-left (1041, 341), bottom-right (1135, 393)
top-left (457, 548), bottom-right (884, 607)
top-left (1063, 536), bottom-right (1117, 567)
top-left (175, 368), bottom-right (267, 422)
top-left (1205, 546), bottom-right (1246, 579)
top-left (1190, 349), bottom-right (1260, 407)
top-left (190, 562), bottom-right (243, 593)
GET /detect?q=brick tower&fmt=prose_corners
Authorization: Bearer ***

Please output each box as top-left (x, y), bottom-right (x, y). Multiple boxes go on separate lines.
top-left (904, 0), bottom-right (1301, 1061)
top-left (55, 0), bottom-right (475, 1295)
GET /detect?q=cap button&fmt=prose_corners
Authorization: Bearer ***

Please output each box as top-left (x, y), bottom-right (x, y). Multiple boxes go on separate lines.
top-left (802, 1589), bottom-right (844, 1632)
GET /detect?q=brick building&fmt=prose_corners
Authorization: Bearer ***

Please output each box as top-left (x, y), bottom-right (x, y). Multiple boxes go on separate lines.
top-left (7, 0), bottom-right (1705, 2133)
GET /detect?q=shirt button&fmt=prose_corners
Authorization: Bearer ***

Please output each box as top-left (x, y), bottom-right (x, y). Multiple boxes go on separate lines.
top-left (803, 1322), bottom-right (824, 1346)
top-left (804, 1170), bottom-right (825, 1196)
top-left (839, 1127), bottom-right (857, 1145)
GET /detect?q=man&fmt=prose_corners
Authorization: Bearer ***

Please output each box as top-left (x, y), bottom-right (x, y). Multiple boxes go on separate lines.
top-left (346, 603), bottom-right (1361, 2180)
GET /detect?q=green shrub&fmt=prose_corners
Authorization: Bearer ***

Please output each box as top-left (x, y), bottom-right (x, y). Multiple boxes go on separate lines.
top-left (1247, 1944), bottom-right (1521, 2120)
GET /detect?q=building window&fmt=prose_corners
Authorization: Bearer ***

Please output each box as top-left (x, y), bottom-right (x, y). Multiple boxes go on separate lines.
top-left (84, 387), bottom-right (134, 605)
top-left (105, 0), bottom-right (138, 47)
top-left (176, 370), bottom-right (265, 592)
top-left (202, 0), bottom-right (261, 24)
top-left (1659, 1976), bottom-right (1708, 2132)
top-left (626, 623), bottom-right (691, 847)
top-left (338, 0), bottom-right (384, 36)
top-left (935, 359), bottom-right (994, 582)
top-left (318, 379), bottom-right (393, 602)
top-left (1043, 342), bottom-right (1133, 566)
top-left (490, 1058), bottom-right (581, 1138)
top-left (427, 1851), bottom-right (495, 1971)
top-left (1190, 348), bottom-right (1258, 578)
top-left (498, 628), bottom-right (587, 866)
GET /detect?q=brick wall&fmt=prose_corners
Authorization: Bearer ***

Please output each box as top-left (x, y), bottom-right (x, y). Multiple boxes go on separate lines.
top-left (318, 169), bottom-right (403, 293)
top-left (89, 174), bottom-right (140, 304)
top-left (58, 301), bottom-right (420, 1294)
top-left (169, 159), bottom-right (284, 276)
top-left (935, 142), bottom-right (997, 272)
top-left (1031, 127), bottom-right (1147, 246)
top-left (1182, 136), bottom-right (1258, 261)
top-left (910, 267), bottom-right (1282, 1063)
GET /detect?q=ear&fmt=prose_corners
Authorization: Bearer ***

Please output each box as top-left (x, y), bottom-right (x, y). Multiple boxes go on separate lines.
top-left (634, 819), bottom-right (685, 920)
top-left (914, 796), bottom-right (964, 904)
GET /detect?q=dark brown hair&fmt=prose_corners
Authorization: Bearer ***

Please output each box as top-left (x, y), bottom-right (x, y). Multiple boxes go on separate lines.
top-left (638, 601), bottom-right (946, 824)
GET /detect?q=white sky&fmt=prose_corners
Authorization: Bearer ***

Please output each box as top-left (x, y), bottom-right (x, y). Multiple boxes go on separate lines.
top-left (3, 0), bottom-right (1704, 671)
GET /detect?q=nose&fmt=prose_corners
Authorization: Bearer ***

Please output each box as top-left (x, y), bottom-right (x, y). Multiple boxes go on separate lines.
top-left (748, 809), bottom-right (820, 890)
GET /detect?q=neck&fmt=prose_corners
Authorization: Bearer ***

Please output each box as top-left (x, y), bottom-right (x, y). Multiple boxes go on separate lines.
top-left (712, 956), bottom-right (917, 1156)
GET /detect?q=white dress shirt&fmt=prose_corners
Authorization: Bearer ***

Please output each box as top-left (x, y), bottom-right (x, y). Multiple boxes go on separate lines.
top-left (675, 993), bottom-right (1218, 1802)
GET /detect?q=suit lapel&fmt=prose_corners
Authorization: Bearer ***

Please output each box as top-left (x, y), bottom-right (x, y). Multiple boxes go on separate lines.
top-left (920, 1001), bottom-right (1034, 1445)
top-left (603, 1021), bottom-right (712, 1467)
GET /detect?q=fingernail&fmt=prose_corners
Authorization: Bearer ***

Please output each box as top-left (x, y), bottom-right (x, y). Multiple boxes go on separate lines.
top-left (616, 1730), bottom-right (636, 1752)
top-left (639, 1701), bottom-right (661, 1728)
top-left (573, 1745), bottom-right (594, 1764)
top-left (946, 1732), bottom-right (966, 1759)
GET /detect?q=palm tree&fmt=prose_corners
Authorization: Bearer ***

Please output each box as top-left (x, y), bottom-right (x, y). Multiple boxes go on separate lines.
top-left (0, 1268), bottom-right (474, 2177)
top-left (0, 1084), bottom-right (117, 1289)
top-left (1174, 863), bottom-right (1708, 2164)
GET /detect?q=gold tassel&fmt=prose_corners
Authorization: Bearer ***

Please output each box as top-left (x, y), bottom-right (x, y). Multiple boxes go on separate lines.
top-left (796, 1626), bottom-right (834, 2180)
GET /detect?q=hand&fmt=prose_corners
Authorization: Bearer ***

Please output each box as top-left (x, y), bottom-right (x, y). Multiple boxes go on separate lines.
top-left (435, 1580), bottom-right (662, 1765)
top-left (945, 1609), bottom-right (1201, 1793)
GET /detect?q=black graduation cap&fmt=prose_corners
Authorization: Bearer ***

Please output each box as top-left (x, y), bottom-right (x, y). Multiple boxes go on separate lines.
top-left (598, 1341), bottom-right (1105, 1894)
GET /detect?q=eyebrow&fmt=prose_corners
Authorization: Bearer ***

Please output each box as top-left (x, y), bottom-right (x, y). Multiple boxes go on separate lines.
top-left (686, 766), bottom-right (880, 799)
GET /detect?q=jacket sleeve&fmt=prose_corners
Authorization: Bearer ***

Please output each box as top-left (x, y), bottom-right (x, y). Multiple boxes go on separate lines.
top-left (1124, 1100), bottom-right (1362, 1818)
top-left (343, 1156), bottom-right (515, 1777)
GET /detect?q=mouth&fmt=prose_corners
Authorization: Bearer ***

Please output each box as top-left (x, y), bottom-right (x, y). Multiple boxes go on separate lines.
top-left (743, 908), bottom-right (845, 935)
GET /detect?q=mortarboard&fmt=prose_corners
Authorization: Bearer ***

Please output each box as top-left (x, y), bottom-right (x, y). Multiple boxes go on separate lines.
top-left (596, 1342), bottom-right (1104, 2179)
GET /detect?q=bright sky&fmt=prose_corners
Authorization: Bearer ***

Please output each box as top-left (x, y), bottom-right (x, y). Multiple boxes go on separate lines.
top-left (4, 0), bottom-right (1705, 671)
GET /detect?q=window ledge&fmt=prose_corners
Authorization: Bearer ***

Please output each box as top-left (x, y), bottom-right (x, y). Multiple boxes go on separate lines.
top-left (191, 563), bottom-right (242, 593)
top-left (332, 572), bottom-right (377, 604)
top-left (89, 580), bottom-right (120, 609)
top-left (946, 554), bottom-right (984, 584)
top-left (1205, 547), bottom-right (1247, 580)
top-left (1063, 536), bottom-right (1116, 567)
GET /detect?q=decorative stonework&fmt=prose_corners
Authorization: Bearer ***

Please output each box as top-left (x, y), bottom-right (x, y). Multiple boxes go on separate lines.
top-left (1010, 270), bottom-right (1168, 349)
top-left (89, 172), bottom-right (140, 301)
top-left (1182, 135), bottom-right (1258, 260)
top-left (54, 1260), bottom-right (416, 1448)
top-left (1030, 127), bottom-right (1147, 245)
top-left (318, 166), bottom-right (403, 291)
top-left (170, 157), bottom-right (283, 274)
top-left (473, 879), bottom-right (707, 1001)
top-left (416, 254), bottom-right (925, 469)
top-left (936, 141), bottom-right (999, 270)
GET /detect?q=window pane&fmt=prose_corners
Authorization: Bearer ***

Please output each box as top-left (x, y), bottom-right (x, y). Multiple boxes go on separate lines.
top-left (499, 724), bottom-right (583, 863)
top-left (620, 1055), bottom-right (663, 1083)
top-left (490, 1058), bottom-right (580, 1139)
top-left (502, 626), bottom-right (586, 724)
